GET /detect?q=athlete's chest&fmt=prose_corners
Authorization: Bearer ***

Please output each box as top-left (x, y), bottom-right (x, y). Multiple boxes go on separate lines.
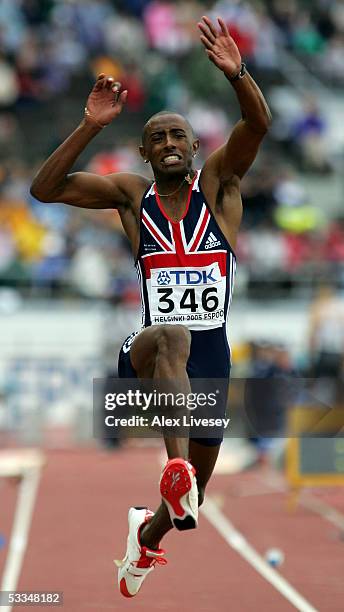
top-left (140, 186), bottom-right (227, 257)
top-left (137, 180), bottom-right (235, 331)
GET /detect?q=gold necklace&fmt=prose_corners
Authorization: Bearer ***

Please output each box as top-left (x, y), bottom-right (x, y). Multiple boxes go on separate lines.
top-left (155, 173), bottom-right (193, 197)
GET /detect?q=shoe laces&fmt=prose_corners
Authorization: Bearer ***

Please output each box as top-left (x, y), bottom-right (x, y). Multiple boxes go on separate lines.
top-left (137, 546), bottom-right (167, 568)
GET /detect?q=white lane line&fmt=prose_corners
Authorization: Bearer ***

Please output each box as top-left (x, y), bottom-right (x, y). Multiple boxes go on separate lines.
top-left (201, 497), bottom-right (318, 612)
top-left (300, 493), bottom-right (344, 532)
top-left (0, 454), bottom-right (44, 612)
top-left (257, 467), bottom-right (344, 532)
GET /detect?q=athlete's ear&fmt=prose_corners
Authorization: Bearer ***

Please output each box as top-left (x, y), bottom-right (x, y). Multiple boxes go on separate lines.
top-left (139, 145), bottom-right (148, 163)
top-left (192, 139), bottom-right (200, 157)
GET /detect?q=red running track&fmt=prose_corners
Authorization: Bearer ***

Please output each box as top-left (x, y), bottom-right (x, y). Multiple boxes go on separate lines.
top-left (1, 446), bottom-right (344, 611)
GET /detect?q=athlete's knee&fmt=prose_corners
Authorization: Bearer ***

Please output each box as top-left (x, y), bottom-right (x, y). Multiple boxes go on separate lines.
top-left (156, 325), bottom-right (191, 364)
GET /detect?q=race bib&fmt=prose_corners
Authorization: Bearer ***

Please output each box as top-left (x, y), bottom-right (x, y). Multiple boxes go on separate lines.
top-left (148, 263), bottom-right (226, 330)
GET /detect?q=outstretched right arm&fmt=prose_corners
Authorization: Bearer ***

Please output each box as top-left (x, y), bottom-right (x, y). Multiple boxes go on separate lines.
top-left (30, 75), bottom-right (142, 209)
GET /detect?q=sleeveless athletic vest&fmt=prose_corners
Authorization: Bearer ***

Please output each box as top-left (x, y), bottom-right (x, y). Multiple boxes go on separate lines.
top-left (135, 170), bottom-right (236, 332)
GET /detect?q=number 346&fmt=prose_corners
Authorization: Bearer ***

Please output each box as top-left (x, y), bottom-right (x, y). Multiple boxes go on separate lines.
top-left (157, 288), bottom-right (219, 313)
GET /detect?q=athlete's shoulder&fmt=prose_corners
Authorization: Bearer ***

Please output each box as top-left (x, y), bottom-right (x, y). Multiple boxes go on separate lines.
top-left (106, 172), bottom-right (152, 203)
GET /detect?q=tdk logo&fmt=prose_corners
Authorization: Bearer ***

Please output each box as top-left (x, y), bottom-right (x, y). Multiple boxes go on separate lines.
top-left (157, 271), bottom-right (171, 285)
top-left (158, 269), bottom-right (217, 285)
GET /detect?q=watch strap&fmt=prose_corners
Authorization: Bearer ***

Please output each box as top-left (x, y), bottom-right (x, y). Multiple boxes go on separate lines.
top-left (229, 63), bottom-right (247, 83)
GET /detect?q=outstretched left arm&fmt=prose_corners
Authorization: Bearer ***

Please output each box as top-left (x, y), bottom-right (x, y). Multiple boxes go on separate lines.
top-left (198, 16), bottom-right (272, 181)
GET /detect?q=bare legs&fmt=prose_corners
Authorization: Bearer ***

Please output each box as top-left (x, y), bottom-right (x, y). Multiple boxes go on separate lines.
top-left (129, 325), bottom-right (221, 549)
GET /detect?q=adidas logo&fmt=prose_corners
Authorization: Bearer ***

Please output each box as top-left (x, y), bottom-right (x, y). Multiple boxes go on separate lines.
top-left (205, 232), bottom-right (221, 250)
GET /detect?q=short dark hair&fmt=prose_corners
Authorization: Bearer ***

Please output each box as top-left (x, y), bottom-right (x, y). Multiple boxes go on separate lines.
top-left (142, 110), bottom-right (195, 144)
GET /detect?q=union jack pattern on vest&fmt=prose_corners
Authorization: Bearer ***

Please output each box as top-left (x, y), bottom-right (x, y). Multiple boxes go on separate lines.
top-left (136, 170), bottom-right (236, 334)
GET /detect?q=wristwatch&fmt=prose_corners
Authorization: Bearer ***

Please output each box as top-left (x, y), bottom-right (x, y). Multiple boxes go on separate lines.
top-left (229, 63), bottom-right (247, 83)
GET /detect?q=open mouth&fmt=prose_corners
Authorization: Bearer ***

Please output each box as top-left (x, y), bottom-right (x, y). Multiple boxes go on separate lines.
top-left (161, 154), bottom-right (182, 165)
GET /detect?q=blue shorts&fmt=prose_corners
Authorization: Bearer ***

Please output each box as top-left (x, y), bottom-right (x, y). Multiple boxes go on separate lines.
top-left (118, 327), bottom-right (230, 447)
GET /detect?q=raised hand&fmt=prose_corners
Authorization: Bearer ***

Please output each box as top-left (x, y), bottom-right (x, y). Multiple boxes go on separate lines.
top-left (198, 16), bottom-right (242, 78)
top-left (85, 74), bottom-right (128, 127)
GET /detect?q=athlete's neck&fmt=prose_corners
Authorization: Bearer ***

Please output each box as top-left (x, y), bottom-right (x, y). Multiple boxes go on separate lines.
top-left (154, 170), bottom-right (196, 222)
top-left (154, 168), bottom-right (196, 197)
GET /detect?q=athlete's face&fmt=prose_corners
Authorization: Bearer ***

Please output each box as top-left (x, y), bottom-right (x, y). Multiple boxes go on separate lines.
top-left (140, 114), bottom-right (199, 178)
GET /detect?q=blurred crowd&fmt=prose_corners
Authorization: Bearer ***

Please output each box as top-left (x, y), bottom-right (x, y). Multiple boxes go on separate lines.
top-left (2, 0), bottom-right (344, 109)
top-left (237, 158), bottom-right (344, 295)
top-left (1, 0), bottom-right (344, 299)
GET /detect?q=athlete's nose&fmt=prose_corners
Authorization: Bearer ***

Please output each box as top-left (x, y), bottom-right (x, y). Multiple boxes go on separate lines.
top-left (164, 133), bottom-right (176, 149)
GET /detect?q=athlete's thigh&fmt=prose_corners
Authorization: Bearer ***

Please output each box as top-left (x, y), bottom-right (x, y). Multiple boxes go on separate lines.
top-left (188, 439), bottom-right (221, 489)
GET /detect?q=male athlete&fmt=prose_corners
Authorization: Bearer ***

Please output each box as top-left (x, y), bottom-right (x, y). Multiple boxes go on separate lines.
top-left (31, 16), bottom-right (271, 597)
